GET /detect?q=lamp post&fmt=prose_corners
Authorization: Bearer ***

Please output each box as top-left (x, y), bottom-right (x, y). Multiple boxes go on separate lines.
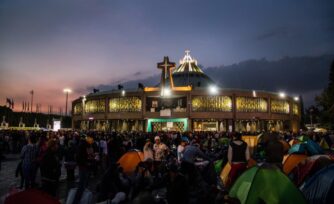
top-left (63, 88), bottom-right (72, 116)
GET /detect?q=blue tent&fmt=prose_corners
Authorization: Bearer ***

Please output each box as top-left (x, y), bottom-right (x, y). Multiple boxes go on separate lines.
top-left (300, 164), bottom-right (334, 204)
top-left (305, 139), bottom-right (323, 155)
top-left (288, 143), bottom-right (306, 154)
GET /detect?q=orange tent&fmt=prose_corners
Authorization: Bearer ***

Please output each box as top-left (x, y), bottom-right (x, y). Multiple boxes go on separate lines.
top-left (117, 150), bottom-right (144, 175)
top-left (283, 154), bottom-right (308, 174)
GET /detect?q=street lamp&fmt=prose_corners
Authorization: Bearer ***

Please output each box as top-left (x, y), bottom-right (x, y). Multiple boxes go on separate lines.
top-left (63, 88), bottom-right (72, 116)
top-left (279, 92), bottom-right (286, 98)
top-left (209, 85), bottom-right (218, 95)
top-left (293, 96), bottom-right (299, 101)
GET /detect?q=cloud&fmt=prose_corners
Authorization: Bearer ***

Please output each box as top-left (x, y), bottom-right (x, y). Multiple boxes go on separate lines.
top-left (256, 27), bottom-right (289, 41)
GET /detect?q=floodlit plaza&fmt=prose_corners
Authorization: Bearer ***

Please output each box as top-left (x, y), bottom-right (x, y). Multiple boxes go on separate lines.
top-left (0, 1), bottom-right (334, 204)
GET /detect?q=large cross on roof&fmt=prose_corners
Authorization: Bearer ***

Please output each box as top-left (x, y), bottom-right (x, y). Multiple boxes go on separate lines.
top-left (157, 56), bottom-right (176, 91)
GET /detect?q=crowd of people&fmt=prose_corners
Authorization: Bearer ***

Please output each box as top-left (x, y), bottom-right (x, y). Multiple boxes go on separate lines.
top-left (0, 129), bottom-right (333, 203)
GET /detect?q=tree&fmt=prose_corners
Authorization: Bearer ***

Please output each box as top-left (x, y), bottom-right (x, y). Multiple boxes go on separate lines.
top-left (315, 60), bottom-right (334, 129)
top-left (299, 95), bottom-right (306, 130)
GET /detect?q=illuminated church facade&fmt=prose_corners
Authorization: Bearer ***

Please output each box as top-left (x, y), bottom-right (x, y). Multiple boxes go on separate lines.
top-left (72, 51), bottom-right (301, 132)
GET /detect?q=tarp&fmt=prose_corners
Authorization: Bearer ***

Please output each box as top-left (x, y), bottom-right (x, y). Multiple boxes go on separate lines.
top-left (290, 155), bottom-right (333, 186)
top-left (300, 164), bottom-right (334, 204)
top-left (283, 154), bottom-right (308, 174)
top-left (117, 150), bottom-right (144, 175)
top-left (229, 164), bottom-right (307, 204)
top-left (5, 189), bottom-right (60, 204)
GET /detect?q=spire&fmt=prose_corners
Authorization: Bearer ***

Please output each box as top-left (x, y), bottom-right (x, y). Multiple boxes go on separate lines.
top-left (174, 50), bottom-right (203, 73)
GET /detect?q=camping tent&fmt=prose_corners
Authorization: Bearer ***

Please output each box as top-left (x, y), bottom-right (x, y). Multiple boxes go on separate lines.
top-left (117, 150), bottom-right (144, 175)
top-left (229, 164), bottom-right (307, 204)
top-left (219, 159), bottom-right (257, 187)
top-left (5, 189), bottom-right (60, 204)
top-left (283, 154), bottom-right (308, 174)
top-left (290, 155), bottom-right (333, 186)
top-left (300, 164), bottom-right (334, 204)
top-left (288, 144), bottom-right (306, 155)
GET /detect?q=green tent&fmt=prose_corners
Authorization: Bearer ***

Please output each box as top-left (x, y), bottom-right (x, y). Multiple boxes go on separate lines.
top-left (297, 135), bottom-right (310, 142)
top-left (229, 164), bottom-right (307, 204)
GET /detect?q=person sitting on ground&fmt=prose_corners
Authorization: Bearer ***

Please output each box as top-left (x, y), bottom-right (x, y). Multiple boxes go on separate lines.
top-left (227, 132), bottom-right (250, 188)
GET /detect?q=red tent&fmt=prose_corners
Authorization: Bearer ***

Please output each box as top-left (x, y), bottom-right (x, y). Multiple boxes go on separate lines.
top-left (5, 189), bottom-right (60, 204)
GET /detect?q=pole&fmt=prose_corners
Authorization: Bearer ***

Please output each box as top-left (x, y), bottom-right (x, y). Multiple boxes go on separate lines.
top-left (30, 90), bottom-right (34, 113)
top-left (65, 92), bottom-right (68, 116)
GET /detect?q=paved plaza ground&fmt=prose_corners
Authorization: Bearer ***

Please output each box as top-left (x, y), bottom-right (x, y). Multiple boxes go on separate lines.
top-left (0, 154), bottom-right (102, 203)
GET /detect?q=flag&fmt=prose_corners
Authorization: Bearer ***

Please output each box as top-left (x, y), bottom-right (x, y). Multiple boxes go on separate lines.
top-left (11, 99), bottom-right (14, 109)
top-left (6, 98), bottom-right (11, 107)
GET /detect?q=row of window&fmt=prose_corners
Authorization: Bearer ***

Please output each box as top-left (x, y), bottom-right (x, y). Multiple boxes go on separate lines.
top-left (74, 96), bottom-right (299, 115)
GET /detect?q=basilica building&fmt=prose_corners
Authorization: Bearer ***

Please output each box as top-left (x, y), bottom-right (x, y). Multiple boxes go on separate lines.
top-left (72, 51), bottom-right (301, 132)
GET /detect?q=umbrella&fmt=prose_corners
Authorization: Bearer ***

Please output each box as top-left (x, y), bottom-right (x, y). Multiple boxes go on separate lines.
top-left (5, 189), bottom-right (60, 204)
top-left (229, 164), bottom-right (307, 204)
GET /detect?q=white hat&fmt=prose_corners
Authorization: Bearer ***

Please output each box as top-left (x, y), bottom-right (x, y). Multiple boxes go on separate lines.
top-left (154, 136), bottom-right (160, 140)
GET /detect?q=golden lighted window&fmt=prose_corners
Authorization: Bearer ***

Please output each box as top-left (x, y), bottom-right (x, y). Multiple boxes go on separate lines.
top-left (109, 97), bottom-right (142, 112)
top-left (84, 99), bottom-right (106, 113)
top-left (236, 97), bottom-right (268, 112)
top-left (293, 103), bottom-right (299, 115)
top-left (74, 103), bottom-right (83, 115)
top-left (192, 96), bottom-right (232, 112)
top-left (271, 100), bottom-right (290, 114)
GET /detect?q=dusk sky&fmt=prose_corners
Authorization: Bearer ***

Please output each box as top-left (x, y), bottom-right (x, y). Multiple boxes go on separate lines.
top-left (0, 0), bottom-right (333, 112)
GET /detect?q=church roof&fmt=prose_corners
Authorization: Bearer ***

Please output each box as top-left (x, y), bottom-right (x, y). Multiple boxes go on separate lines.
top-left (166, 50), bottom-right (216, 88)
top-left (173, 50), bottom-right (204, 73)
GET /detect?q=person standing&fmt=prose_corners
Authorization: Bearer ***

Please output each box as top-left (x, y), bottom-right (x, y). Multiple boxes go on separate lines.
top-left (177, 137), bottom-right (188, 164)
top-left (72, 138), bottom-right (89, 204)
top-left (143, 139), bottom-right (154, 161)
top-left (20, 134), bottom-right (39, 189)
top-left (99, 136), bottom-right (108, 170)
top-left (64, 140), bottom-right (77, 181)
top-left (40, 140), bottom-right (61, 196)
top-left (153, 136), bottom-right (168, 161)
top-left (264, 133), bottom-right (284, 169)
top-left (227, 133), bottom-right (250, 188)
